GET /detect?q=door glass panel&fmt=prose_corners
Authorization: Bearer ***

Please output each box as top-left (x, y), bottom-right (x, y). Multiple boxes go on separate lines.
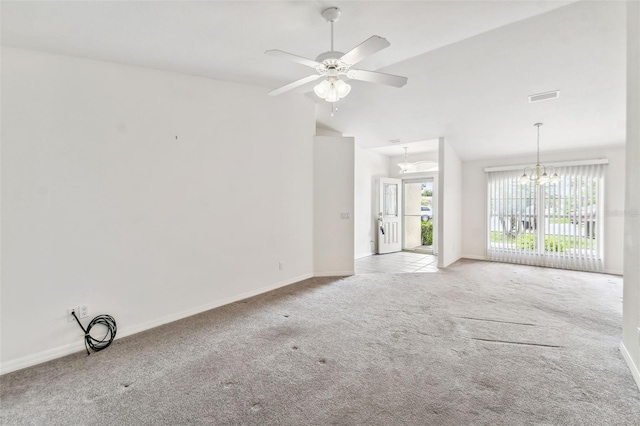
top-left (404, 181), bottom-right (434, 253)
top-left (384, 183), bottom-right (398, 216)
top-left (404, 182), bottom-right (423, 249)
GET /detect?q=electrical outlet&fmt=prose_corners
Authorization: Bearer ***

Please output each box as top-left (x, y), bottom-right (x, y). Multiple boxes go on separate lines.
top-left (279, 262), bottom-right (284, 271)
top-left (79, 305), bottom-right (89, 319)
top-left (67, 307), bottom-right (77, 322)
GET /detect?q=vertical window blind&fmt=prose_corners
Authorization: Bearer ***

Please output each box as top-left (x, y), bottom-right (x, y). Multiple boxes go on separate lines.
top-left (486, 163), bottom-right (605, 272)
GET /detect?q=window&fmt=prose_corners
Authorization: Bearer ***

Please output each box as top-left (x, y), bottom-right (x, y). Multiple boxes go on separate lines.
top-left (384, 183), bottom-right (398, 216)
top-left (486, 163), bottom-right (605, 272)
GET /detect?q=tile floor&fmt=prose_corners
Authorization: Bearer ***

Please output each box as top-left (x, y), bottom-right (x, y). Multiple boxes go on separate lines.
top-left (355, 251), bottom-right (438, 274)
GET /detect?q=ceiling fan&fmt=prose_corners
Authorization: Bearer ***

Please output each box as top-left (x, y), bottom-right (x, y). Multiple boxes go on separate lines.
top-left (266, 7), bottom-right (408, 103)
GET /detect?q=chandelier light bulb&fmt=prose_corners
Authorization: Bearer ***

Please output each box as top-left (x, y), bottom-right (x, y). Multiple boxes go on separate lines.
top-left (519, 174), bottom-right (530, 185)
top-left (538, 173), bottom-right (550, 184)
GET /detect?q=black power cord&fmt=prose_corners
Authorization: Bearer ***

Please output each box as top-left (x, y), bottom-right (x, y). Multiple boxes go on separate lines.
top-left (71, 311), bottom-right (117, 355)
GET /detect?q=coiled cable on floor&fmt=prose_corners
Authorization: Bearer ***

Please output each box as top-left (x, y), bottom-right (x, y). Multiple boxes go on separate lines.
top-left (71, 311), bottom-right (117, 355)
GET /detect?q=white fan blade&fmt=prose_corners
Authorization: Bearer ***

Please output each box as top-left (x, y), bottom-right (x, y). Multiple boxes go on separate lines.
top-left (347, 69), bottom-right (407, 88)
top-left (340, 36), bottom-right (390, 66)
top-left (268, 74), bottom-right (322, 96)
top-left (265, 50), bottom-right (320, 68)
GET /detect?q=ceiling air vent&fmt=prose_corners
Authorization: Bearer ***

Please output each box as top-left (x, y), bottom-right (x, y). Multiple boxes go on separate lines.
top-left (529, 90), bottom-right (560, 103)
top-left (389, 139), bottom-right (402, 144)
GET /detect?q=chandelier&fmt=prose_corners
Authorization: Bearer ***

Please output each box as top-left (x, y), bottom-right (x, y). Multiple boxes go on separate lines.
top-left (397, 147), bottom-right (439, 173)
top-left (398, 147), bottom-right (411, 173)
top-left (519, 123), bottom-right (560, 185)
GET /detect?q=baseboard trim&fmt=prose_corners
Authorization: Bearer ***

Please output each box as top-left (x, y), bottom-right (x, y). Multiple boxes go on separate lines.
top-left (0, 341), bottom-right (88, 376)
top-left (116, 272), bottom-right (314, 340)
top-left (0, 272), bottom-right (314, 375)
top-left (313, 271), bottom-right (355, 277)
top-left (461, 254), bottom-right (486, 261)
top-left (620, 342), bottom-right (640, 391)
top-left (355, 252), bottom-right (374, 260)
top-left (604, 269), bottom-right (623, 276)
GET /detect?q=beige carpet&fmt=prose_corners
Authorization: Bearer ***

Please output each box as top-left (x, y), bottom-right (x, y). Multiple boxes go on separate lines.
top-left (1, 259), bottom-right (639, 425)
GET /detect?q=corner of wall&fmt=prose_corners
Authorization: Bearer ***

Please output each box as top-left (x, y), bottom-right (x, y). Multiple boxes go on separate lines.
top-left (437, 138), bottom-right (463, 268)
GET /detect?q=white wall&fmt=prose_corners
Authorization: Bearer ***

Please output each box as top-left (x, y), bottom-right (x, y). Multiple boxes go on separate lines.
top-left (0, 48), bottom-right (316, 373)
top-left (313, 136), bottom-right (355, 275)
top-left (460, 145), bottom-right (626, 274)
top-left (621, 0), bottom-right (640, 390)
top-left (354, 145), bottom-right (389, 258)
top-left (438, 139), bottom-right (462, 267)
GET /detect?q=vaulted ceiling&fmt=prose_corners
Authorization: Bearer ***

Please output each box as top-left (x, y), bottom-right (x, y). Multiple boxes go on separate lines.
top-left (1, 1), bottom-right (626, 160)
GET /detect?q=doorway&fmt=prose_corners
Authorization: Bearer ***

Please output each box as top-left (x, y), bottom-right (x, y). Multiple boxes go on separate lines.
top-left (403, 179), bottom-right (436, 254)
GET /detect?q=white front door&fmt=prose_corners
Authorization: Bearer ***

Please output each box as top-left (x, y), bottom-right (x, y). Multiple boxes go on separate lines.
top-left (378, 177), bottom-right (402, 254)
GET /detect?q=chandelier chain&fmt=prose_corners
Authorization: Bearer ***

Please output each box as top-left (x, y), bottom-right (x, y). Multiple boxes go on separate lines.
top-left (535, 122), bottom-right (543, 166)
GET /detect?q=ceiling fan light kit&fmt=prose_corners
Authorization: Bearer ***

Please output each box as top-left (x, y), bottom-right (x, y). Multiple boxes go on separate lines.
top-left (313, 78), bottom-right (351, 102)
top-left (266, 6), bottom-right (407, 109)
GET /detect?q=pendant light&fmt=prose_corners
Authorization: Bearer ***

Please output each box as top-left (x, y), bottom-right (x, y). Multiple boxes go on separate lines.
top-left (519, 123), bottom-right (561, 185)
top-left (398, 147), bottom-right (411, 173)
